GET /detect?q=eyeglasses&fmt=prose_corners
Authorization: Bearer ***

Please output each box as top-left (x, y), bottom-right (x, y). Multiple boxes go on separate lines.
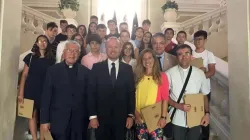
top-left (65, 49), bottom-right (79, 54)
top-left (38, 40), bottom-right (47, 44)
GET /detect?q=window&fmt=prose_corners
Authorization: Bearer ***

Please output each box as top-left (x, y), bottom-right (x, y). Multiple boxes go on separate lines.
top-left (97, 0), bottom-right (143, 33)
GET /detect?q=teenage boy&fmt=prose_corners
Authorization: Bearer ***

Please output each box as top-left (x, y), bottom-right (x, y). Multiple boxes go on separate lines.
top-left (192, 30), bottom-right (216, 140)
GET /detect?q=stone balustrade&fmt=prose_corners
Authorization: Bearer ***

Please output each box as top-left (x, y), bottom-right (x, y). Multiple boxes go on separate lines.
top-left (178, 6), bottom-right (227, 42)
top-left (21, 5), bottom-right (57, 54)
top-left (210, 57), bottom-right (230, 140)
top-left (22, 5), bottom-right (56, 34)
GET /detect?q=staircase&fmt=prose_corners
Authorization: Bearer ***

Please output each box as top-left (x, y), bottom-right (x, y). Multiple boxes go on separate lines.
top-left (17, 3), bottom-right (230, 140)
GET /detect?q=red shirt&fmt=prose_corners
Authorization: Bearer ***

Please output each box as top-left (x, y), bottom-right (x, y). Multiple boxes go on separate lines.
top-left (165, 41), bottom-right (176, 52)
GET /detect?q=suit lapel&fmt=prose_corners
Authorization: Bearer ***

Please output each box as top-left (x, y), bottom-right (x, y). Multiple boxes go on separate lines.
top-left (163, 52), bottom-right (168, 71)
top-left (115, 61), bottom-right (123, 86)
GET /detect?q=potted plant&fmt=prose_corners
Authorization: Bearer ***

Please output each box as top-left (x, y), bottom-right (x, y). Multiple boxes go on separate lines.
top-left (59, 0), bottom-right (80, 18)
top-left (161, 1), bottom-right (180, 22)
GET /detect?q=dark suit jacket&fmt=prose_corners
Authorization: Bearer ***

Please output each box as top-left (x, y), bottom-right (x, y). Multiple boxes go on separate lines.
top-left (40, 62), bottom-right (89, 134)
top-left (87, 60), bottom-right (135, 125)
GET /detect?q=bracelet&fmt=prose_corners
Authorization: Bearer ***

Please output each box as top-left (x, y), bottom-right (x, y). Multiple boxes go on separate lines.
top-left (160, 116), bottom-right (167, 120)
top-left (205, 112), bottom-right (210, 115)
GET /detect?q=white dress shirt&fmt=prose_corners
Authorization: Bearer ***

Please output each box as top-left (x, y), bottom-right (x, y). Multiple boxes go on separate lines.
top-left (107, 58), bottom-right (119, 78)
top-left (166, 65), bottom-right (210, 127)
top-left (56, 40), bottom-right (69, 63)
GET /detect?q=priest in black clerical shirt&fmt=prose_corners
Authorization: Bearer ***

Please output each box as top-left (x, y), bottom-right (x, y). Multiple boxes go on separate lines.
top-left (40, 40), bottom-right (89, 140)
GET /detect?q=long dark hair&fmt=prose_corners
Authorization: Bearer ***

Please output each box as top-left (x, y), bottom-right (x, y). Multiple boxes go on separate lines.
top-left (77, 25), bottom-right (87, 38)
top-left (120, 42), bottom-right (135, 60)
top-left (32, 35), bottom-right (54, 59)
top-left (72, 33), bottom-right (87, 61)
top-left (87, 22), bottom-right (97, 36)
top-left (139, 32), bottom-right (153, 53)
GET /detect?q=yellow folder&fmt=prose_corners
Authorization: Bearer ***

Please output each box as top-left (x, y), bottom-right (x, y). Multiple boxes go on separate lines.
top-left (141, 101), bottom-right (171, 133)
top-left (184, 94), bottom-right (205, 128)
top-left (191, 58), bottom-right (203, 68)
top-left (17, 98), bottom-right (34, 119)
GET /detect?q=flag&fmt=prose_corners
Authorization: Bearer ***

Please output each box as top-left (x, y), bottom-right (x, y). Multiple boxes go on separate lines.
top-left (123, 14), bottom-right (127, 22)
top-left (100, 13), bottom-right (105, 24)
top-left (112, 11), bottom-right (119, 33)
top-left (131, 12), bottom-right (138, 40)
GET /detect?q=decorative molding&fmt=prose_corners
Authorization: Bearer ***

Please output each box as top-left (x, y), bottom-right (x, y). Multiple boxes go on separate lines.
top-left (23, 1), bottom-right (59, 8)
top-left (178, 3), bottom-right (220, 12)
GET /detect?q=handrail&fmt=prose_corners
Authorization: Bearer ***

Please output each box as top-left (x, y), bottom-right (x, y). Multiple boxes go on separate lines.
top-left (22, 5), bottom-right (56, 22)
top-left (180, 6), bottom-right (227, 28)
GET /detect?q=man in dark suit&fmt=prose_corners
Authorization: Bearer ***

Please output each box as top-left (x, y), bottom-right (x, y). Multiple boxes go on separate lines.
top-left (40, 40), bottom-right (89, 140)
top-left (88, 37), bottom-right (135, 140)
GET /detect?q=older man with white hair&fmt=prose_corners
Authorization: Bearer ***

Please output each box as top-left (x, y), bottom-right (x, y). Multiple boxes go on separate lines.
top-left (40, 41), bottom-right (89, 140)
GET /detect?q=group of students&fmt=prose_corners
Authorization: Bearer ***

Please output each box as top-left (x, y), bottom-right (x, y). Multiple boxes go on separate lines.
top-left (17, 15), bottom-right (216, 140)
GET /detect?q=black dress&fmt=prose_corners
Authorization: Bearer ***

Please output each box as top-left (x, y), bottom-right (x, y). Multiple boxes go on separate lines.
top-left (23, 53), bottom-right (55, 109)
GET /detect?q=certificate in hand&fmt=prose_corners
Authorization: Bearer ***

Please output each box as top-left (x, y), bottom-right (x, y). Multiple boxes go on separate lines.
top-left (17, 98), bottom-right (34, 119)
top-left (184, 94), bottom-right (205, 128)
top-left (141, 101), bottom-right (170, 133)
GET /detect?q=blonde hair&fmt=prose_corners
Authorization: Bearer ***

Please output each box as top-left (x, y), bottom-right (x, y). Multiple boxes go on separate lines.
top-left (134, 48), bottom-right (162, 85)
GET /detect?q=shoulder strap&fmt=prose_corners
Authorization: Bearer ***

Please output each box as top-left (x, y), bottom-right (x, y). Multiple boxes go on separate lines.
top-left (170, 66), bottom-right (192, 120)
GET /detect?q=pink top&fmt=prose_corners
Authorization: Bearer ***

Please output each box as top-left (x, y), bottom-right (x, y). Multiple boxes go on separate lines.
top-left (156, 73), bottom-right (169, 102)
top-left (81, 52), bottom-right (107, 69)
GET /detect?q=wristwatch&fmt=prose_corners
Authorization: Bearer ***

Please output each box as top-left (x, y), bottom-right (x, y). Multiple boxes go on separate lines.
top-left (128, 114), bottom-right (135, 120)
top-left (205, 111), bottom-right (210, 115)
top-left (160, 116), bottom-right (167, 120)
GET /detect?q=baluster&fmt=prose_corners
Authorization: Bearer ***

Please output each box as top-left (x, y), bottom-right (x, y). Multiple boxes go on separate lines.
top-left (191, 24), bottom-right (199, 37)
top-left (21, 11), bottom-right (27, 31)
top-left (220, 90), bottom-right (228, 116)
top-left (25, 13), bottom-right (36, 33)
top-left (202, 19), bottom-right (210, 33)
top-left (218, 13), bottom-right (227, 32)
top-left (35, 17), bottom-right (45, 35)
top-left (184, 28), bottom-right (192, 42)
top-left (209, 18), bottom-right (219, 34)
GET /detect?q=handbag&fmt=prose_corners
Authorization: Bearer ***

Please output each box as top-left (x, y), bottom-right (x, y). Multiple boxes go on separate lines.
top-left (163, 66), bottom-right (192, 139)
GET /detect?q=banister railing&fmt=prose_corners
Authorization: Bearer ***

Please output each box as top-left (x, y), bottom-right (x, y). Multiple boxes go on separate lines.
top-left (21, 5), bottom-right (56, 35)
top-left (210, 57), bottom-right (230, 140)
top-left (178, 7), bottom-right (227, 42)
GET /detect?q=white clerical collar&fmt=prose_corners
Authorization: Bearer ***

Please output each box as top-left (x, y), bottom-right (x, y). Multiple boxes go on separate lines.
top-left (178, 65), bottom-right (190, 72)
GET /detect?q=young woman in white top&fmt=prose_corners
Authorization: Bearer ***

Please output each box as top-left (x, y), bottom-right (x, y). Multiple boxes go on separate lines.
top-left (120, 42), bottom-right (137, 70)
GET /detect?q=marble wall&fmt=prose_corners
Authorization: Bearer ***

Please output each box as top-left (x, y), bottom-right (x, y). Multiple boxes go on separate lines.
top-left (0, 0), bottom-right (22, 139)
top-left (227, 0), bottom-right (250, 139)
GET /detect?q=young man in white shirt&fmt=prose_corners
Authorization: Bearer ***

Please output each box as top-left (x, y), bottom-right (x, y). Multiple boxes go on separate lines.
top-left (192, 30), bottom-right (216, 140)
top-left (56, 24), bottom-right (77, 63)
top-left (166, 44), bottom-right (210, 140)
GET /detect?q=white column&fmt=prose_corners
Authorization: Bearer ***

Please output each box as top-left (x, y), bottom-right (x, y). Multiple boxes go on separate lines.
top-left (227, 0), bottom-right (250, 139)
top-left (0, 0), bottom-right (22, 139)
